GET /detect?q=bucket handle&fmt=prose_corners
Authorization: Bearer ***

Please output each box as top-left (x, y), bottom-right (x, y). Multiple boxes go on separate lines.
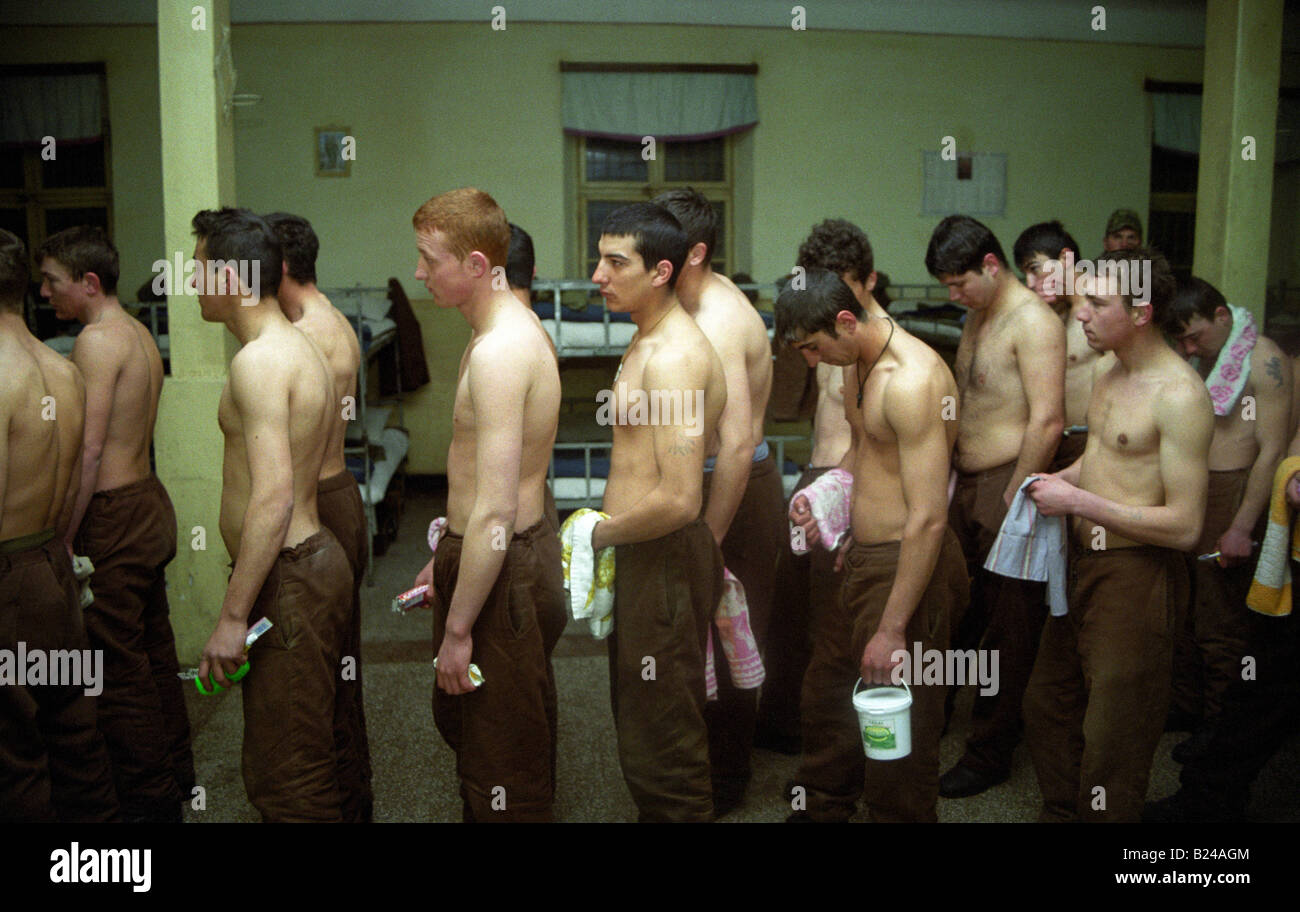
top-left (852, 677), bottom-right (911, 701)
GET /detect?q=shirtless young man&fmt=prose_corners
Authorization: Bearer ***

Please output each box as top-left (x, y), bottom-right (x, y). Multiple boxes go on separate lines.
top-left (192, 208), bottom-right (353, 823)
top-left (653, 189), bottom-right (783, 815)
top-left (588, 203), bottom-right (727, 822)
top-left (38, 226), bottom-right (190, 822)
top-left (758, 219), bottom-right (885, 754)
top-left (264, 212), bottom-right (372, 823)
top-left (926, 215), bottom-right (1065, 798)
top-left (1014, 221), bottom-right (1115, 471)
top-left (409, 189), bottom-right (565, 822)
top-left (779, 269), bottom-right (968, 822)
top-left (1162, 277), bottom-right (1292, 750)
top-left (1024, 247), bottom-right (1213, 822)
top-left (0, 229), bottom-right (118, 822)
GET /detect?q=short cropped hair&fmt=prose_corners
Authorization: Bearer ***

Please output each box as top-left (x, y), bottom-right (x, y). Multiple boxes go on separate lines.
top-left (191, 207), bottom-right (282, 297)
top-left (925, 215), bottom-right (1008, 278)
top-left (1164, 276), bottom-right (1226, 334)
top-left (599, 203), bottom-right (688, 290)
top-left (1013, 220), bottom-right (1081, 271)
top-left (0, 229), bottom-right (29, 311)
top-left (1088, 245), bottom-right (1176, 325)
top-left (37, 225), bottom-right (120, 294)
top-left (411, 187), bottom-right (509, 270)
top-left (506, 223), bottom-right (534, 290)
top-left (775, 267), bottom-right (864, 345)
top-left (263, 212), bottom-right (319, 285)
top-left (652, 188), bottom-right (717, 262)
top-left (796, 219), bottom-right (874, 284)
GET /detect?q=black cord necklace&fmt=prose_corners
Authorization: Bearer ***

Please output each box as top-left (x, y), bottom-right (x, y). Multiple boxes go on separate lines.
top-left (857, 318), bottom-right (895, 408)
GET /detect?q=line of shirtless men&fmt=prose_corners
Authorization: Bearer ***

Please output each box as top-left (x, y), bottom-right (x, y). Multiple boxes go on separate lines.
top-left (2, 191), bottom-right (1296, 823)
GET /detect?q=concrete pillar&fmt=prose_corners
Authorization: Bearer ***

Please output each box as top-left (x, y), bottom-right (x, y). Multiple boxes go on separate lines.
top-left (1192, 0), bottom-right (1283, 323)
top-left (155, 0), bottom-right (235, 660)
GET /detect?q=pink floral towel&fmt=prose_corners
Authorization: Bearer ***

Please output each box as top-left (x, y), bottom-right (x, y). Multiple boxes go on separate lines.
top-left (789, 468), bottom-right (854, 554)
top-left (705, 569), bottom-right (765, 700)
top-left (1206, 304), bottom-right (1257, 417)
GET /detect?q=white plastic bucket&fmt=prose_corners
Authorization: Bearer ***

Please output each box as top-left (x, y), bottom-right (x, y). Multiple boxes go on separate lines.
top-left (852, 678), bottom-right (912, 760)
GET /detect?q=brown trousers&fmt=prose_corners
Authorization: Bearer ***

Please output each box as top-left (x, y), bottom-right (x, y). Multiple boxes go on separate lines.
top-left (701, 453), bottom-right (788, 794)
top-left (241, 528), bottom-right (353, 822)
top-left (609, 518), bottom-right (724, 822)
top-left (316, 470), bottom-right (374, 823)
top-left (74, 474), bottom-right (190, 822)
top-left (758, 466), bottom-right (844, 741)
top-left (0, 532), bottom-right (119, 822)
top-left (431, 517), bottom-right (567, 822)
top-left (948, 461), bottom-right (1047, 776)
top-left (1023, 543), bottom-right (1186, 822)
top-left (797, 528), bottom-right (968, 822)
top-left (1172, 467), bottom-right (1256, 722)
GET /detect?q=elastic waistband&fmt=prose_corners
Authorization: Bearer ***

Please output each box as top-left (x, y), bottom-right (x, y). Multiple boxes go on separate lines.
top-left (956, 460), bottom-right (1016, 484)
top-left (317, 469), bottom-right (360, 495)
top-left (1209, 467), bottom-right (1250, 481)
top-left (279, 527), bottom-right (340, 563)
top-left (0, 528), bottom-right (56, 555)
top-left (90, 474), bottom-right (165, 503)
top-left (439, 515), bottom-right (552, 548)
top-left (1069, 541), bottom-right (1178, 562)
top-left (705, 439), bottom-right (771, 472)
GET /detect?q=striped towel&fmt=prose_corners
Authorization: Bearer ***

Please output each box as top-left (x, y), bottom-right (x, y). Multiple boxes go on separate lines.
top-left (984, 476), bottom-right (1068, 616)
top-left (705, 568), bottom-right (766, 700)
top-left (1246, 456), bottom-right (1300, 617)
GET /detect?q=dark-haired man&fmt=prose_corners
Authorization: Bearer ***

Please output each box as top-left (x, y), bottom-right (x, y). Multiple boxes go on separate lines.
top-left (0, 228), bottom-right (119, 822)
top-left (925, 214), bottom-right (1065, 798)
top-left (1014, 220), bottom-right (1114, 471)
top-left (264, 212), bottom-right (373, 823)
top-left (1102, 209), bottom-right (1142, 252)
top-left (756, 219), bottom-right (885, 754)
top-left (778, 268), bottom-right (967, 822)
top-left (38, 226), bottom-right (191, 822)
top-left (653, 188), bottom-right (783, 815)
top-left (589, 202), bottom-right (727, 822)
top-left (1025, 247), bottom-right (1212, 822)
top-left (410, 189), bottom-right (566, 822)
top-left (1163, 277), bottom-right (1291, 751)
top-left (192, 207), bottom-right (353, 822)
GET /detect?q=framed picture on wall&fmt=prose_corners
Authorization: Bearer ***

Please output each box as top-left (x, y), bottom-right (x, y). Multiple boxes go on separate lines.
top-left (315, 126), bottom-right (352, 177)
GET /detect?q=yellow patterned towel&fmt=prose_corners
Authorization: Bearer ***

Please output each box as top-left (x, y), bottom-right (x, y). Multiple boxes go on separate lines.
top-left (559, 508), bottom-right (615, 638)
top-left (1246, 456), bottom-right (1300, 617)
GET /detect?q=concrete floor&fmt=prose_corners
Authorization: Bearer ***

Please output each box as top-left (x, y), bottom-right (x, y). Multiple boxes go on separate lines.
top-left (182, 484), bottom-right (1300, 822)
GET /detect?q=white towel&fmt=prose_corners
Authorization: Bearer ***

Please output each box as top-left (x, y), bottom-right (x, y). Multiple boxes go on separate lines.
top-left (558, 508), bottom-right (615, 638)
top-left (984, 477), bottom-right (1068, 616)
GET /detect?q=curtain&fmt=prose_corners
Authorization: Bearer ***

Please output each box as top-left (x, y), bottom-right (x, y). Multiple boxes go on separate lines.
top-left (562, 70), bottom-right (757, 141)
top-left (0, 74), bottom-right (104, 146)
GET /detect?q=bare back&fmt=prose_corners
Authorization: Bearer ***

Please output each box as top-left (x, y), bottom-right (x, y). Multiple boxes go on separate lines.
top-left (293, 294), bottom-right (362, 479)
top-left (602, 306), bottom-right (726, 516)
top-left (71, 309), bottom-right (163, 490)
top-left (445, 295), bottom-right (561, 533)
top-left (693, 273), bottom-right (773, 452)
top-left (0, 325), bottom-right (84, 539)
top-left (1075, 347), bottom-right (1212, 548)
top-left (218, 320), bottom-right (334, 557)
top-left (846, 326), bottom-right (959, 542)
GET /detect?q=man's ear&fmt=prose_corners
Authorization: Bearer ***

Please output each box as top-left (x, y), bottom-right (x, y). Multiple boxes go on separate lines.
top-left (982, 252), bottom-right (1001, 278)
top-left (465, 250), bottom-right (490, 279)
top-left (1214, 305), bottom-right (1232, 324)
top-left (864, 270), bottom-right (878, 294)
top-left (834, 309), bottom-right (858, 334)
top-left (1129, 300), bottom-right (1154, 328)
top-left (83, 271), bottom-right (104, 296)
top-left (686, 241), bottom-right (708, 268)
top-left (651, 258), bottom-right (674, 288)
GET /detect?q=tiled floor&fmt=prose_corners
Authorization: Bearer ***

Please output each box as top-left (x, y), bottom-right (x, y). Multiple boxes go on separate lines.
top-left (182, 484), bottom-right (1300, 822)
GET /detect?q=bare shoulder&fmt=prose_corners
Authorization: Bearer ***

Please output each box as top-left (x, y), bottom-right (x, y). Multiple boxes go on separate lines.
top-left (1013, 293), bottom-right (1066, 343)
top-left (885, 344), bottom-right (952, 424)
top-left (71, 318), bottom-right (130, 365)
top-left (1154, 354), bottom-right (1213, 425)
top-left (1250, 335), bottom-right (1289, 389)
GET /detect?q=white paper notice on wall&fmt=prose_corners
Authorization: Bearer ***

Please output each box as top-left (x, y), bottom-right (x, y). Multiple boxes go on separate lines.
top-left (922, 151), bottom-right (1007, 217)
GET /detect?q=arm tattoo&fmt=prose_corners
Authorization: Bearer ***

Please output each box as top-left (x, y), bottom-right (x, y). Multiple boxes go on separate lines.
top-left (667, 433), bottom-right (696, 456)
top-left (1264, 356), bottom-right (1283, 389)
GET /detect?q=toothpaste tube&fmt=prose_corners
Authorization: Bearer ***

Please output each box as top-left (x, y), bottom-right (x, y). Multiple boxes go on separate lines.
top-left (392, 583), bottom-right (431, 614)
top-left (432, 658), bottom-right (484, 688)
top-left (191, 618), bottom-right (274, 695)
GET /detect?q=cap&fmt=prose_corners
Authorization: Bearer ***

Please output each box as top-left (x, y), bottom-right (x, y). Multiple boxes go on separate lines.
top-left (1105, 208), bottom-right (1143, 238)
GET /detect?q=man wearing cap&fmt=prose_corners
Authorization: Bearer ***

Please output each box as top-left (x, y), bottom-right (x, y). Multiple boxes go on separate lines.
top-left (1102, 210), bottom-right (1143, 253)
